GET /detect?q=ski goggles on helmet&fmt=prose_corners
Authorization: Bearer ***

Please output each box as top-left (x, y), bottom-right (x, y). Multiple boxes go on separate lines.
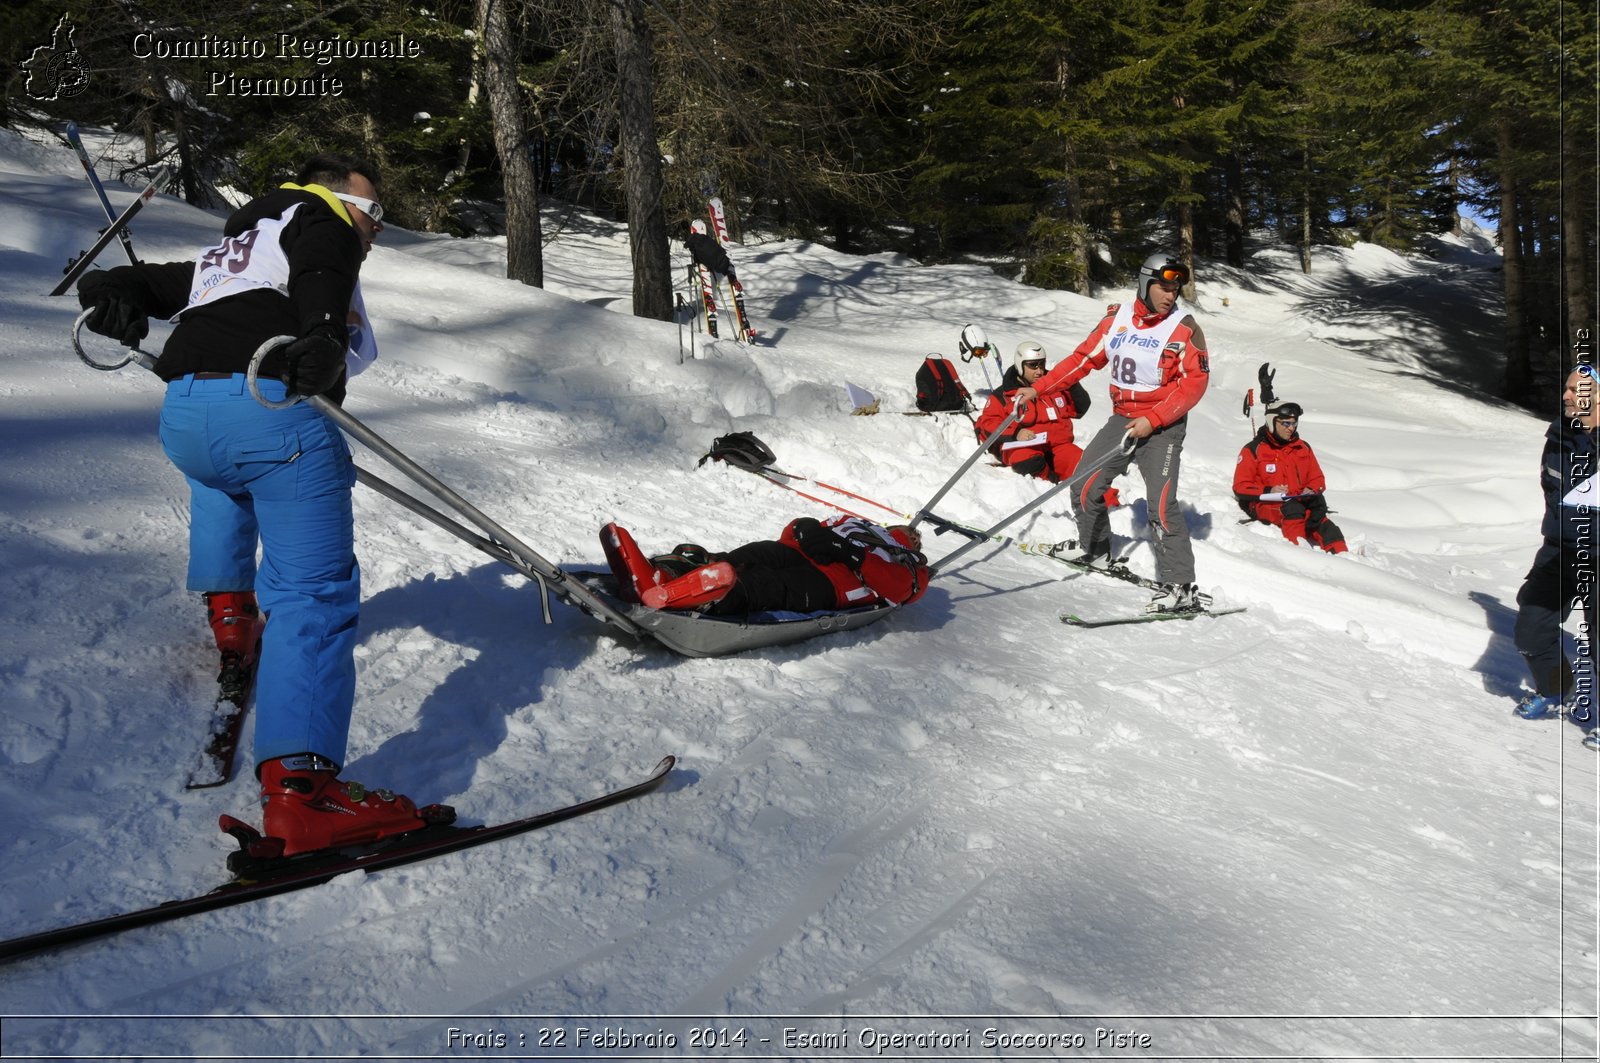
top-left (1152, 264), bottom-right (1189, 285)
top-left (1271, 402), bottom-right (1303, 420)
top-left (332, 192), bottom-right (384, 224)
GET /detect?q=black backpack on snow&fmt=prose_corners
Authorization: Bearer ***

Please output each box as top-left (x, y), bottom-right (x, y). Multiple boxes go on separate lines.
top-left (697, 431), bottom-right (777, 472)
top-left (915, 356), bottom-right (971, 413)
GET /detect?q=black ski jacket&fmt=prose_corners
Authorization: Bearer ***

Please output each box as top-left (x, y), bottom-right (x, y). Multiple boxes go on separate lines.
top-left (97, 188), bottom-right (363, 388)
top-left (687, 231), bottom-right (734, 277)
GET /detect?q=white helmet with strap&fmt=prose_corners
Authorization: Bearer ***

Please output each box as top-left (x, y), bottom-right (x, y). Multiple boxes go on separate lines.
top-left (1013, 340), bottom-right (1047, 373)
top-left (959, 323), bottom-right (990, 360)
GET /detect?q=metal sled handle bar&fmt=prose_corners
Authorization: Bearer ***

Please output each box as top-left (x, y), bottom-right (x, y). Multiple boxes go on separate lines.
top-left (352, 466), bottom-right (554, 625)
top-left (241, 338), bottom-right (640, 637)
top-left (930, 428), bottom-right (1134, 577)
top-left (907, 403), bottom-right (1023, 534)
top-left (247, 334), bottom-right (302, 409)
top-left (317, 398), bottom-right (639, 635)
top-left (73, 308), bottom-right (157, 373)
top-left (244, 335), bottom-right (561, 579)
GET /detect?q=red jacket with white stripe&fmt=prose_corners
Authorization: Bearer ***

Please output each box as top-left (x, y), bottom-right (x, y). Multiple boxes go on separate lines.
top-left (1041, 299), bottom-right (1211, 429)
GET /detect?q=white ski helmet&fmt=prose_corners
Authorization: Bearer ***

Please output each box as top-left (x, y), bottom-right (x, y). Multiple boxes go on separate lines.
top-left (689, 219), bottom-right (708, 235)
top-left (959, 323), bottom-right (991, 359)
top-left (1137, 251), bottom-right (1190, 306)
top-left (1014, 341), bottom-right (1047, 373)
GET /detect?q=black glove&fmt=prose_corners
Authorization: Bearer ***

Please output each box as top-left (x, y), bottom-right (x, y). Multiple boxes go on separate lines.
top-left (280, 326), bottom-right (347, 397)
top-left (77, 270), bottom-right (149, 348)
top-left (792, 519), bottom-right (867, 570)
top-left (1257, 362), bottom-right (1277, 406)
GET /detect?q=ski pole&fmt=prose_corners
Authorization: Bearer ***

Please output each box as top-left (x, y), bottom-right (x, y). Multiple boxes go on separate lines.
top-left (676, 293), bottom-right (689, 364)
top-left (930, 427), bottom-right (1134, 577)
top-left (67, 123), bottom-right (139, 266)
top-left (767, 469), bottom-right (906, 518)
top-left (907, 401), bottom-right (1023, 533)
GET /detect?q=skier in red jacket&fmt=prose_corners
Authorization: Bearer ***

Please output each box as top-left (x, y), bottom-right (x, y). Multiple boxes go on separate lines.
top-left (1015, 252), bottom-right (1211, 613)
top-left (975, 341), bottom-right (1092, 483)
top-left (1232, 401), bottom-right (1347, 553)
top-left (601, 517), bottom-right (929, 614)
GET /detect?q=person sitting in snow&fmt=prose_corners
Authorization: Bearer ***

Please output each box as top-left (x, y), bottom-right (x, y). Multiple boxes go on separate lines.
top-left (601, 517), bottom-right (928, 614)
top-left (975, 341), bottom-right (1094, 484)
top-left (1232, 400), bottom-right (1347, 553)
top-left (686, 219), bottom-right (738, 284)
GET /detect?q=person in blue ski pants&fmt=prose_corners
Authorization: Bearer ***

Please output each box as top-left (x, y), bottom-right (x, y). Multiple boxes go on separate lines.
top-left (77, 154), bottom-right (451, 856)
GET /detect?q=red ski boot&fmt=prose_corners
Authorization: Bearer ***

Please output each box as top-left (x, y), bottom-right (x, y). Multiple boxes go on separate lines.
top-left (640, 561), bottom-right (736, 610)
top-left (600, 523), bottom-right (667, 603)
top-left (252, 754), bottom-right (455, 859)
top-left (205, 591), bottom-right (265, 666)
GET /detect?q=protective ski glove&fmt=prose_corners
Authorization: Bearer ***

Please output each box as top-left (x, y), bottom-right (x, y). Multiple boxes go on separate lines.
top-left (77, 269), bottom-right (149, 348)
top-left (281, 326), bottom-right (348, 397)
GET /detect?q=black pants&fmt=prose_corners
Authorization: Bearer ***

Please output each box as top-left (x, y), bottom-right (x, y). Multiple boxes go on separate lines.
top-left (1514, 541), bottom-right (1598, 722)
top-left (705, 541), bottom-right (837, 615)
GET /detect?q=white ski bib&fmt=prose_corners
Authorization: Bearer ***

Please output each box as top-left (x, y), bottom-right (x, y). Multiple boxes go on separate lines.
top-left (176, 201), bottom-right (378, 377)
top-left (1104, 302), bottom-right (1185, 393)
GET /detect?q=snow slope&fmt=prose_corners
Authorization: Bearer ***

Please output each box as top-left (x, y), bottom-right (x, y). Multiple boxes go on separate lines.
top-left (0, 124), bottom-right (1595, 1061)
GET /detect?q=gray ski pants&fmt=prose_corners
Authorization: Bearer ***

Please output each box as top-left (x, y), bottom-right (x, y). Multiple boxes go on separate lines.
top-left (1068, 415), bottom-right (1195, 585)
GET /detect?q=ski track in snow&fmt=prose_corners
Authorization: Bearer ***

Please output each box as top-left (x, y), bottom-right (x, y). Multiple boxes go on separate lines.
top-left (0, 124), bottom-right (1596, 1061)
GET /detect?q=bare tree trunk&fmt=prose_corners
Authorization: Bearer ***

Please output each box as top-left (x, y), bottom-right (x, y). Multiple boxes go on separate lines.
top-left (1224, 152), bottom-right (1246, 268)
top-left (1298, 147), bottom-right (1313, 273)
top-left (1498, 120), bottom-right (1530, 403)
top-left (479, 0), bottom-right (543, 286)
top-left (610, 0), bottom-right (672, 320)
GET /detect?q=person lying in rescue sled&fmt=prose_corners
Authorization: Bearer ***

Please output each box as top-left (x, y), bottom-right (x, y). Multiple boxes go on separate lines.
top-left (601, 517), bottom-right (929, 614)
top-left (975, 341), bottom-right (1095, 484)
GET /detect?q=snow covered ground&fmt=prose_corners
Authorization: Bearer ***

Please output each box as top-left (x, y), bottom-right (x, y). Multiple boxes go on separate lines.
top-left (0, 124), bottom-right (1595, 1061)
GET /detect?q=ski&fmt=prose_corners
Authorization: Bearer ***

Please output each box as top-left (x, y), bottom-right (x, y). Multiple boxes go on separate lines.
top-left (0, 756), bottom-right (675, 963)
top-left (728, 277), bottom-right (757, 343)
top-left (1060, 606), bottom-right (1248, 628)
top-left (1019, 541), bottom-right (1166, 592)
top-left (183, 655), bottom-right (260, 790)
top-left (691, 263), bottom-right (719, 337)
top-left (707, 195), bottom-right (732, 247)
top-left (50, 169), bottom-right (172, 297)
top-left (65, 122), bottom-right (139, 266)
